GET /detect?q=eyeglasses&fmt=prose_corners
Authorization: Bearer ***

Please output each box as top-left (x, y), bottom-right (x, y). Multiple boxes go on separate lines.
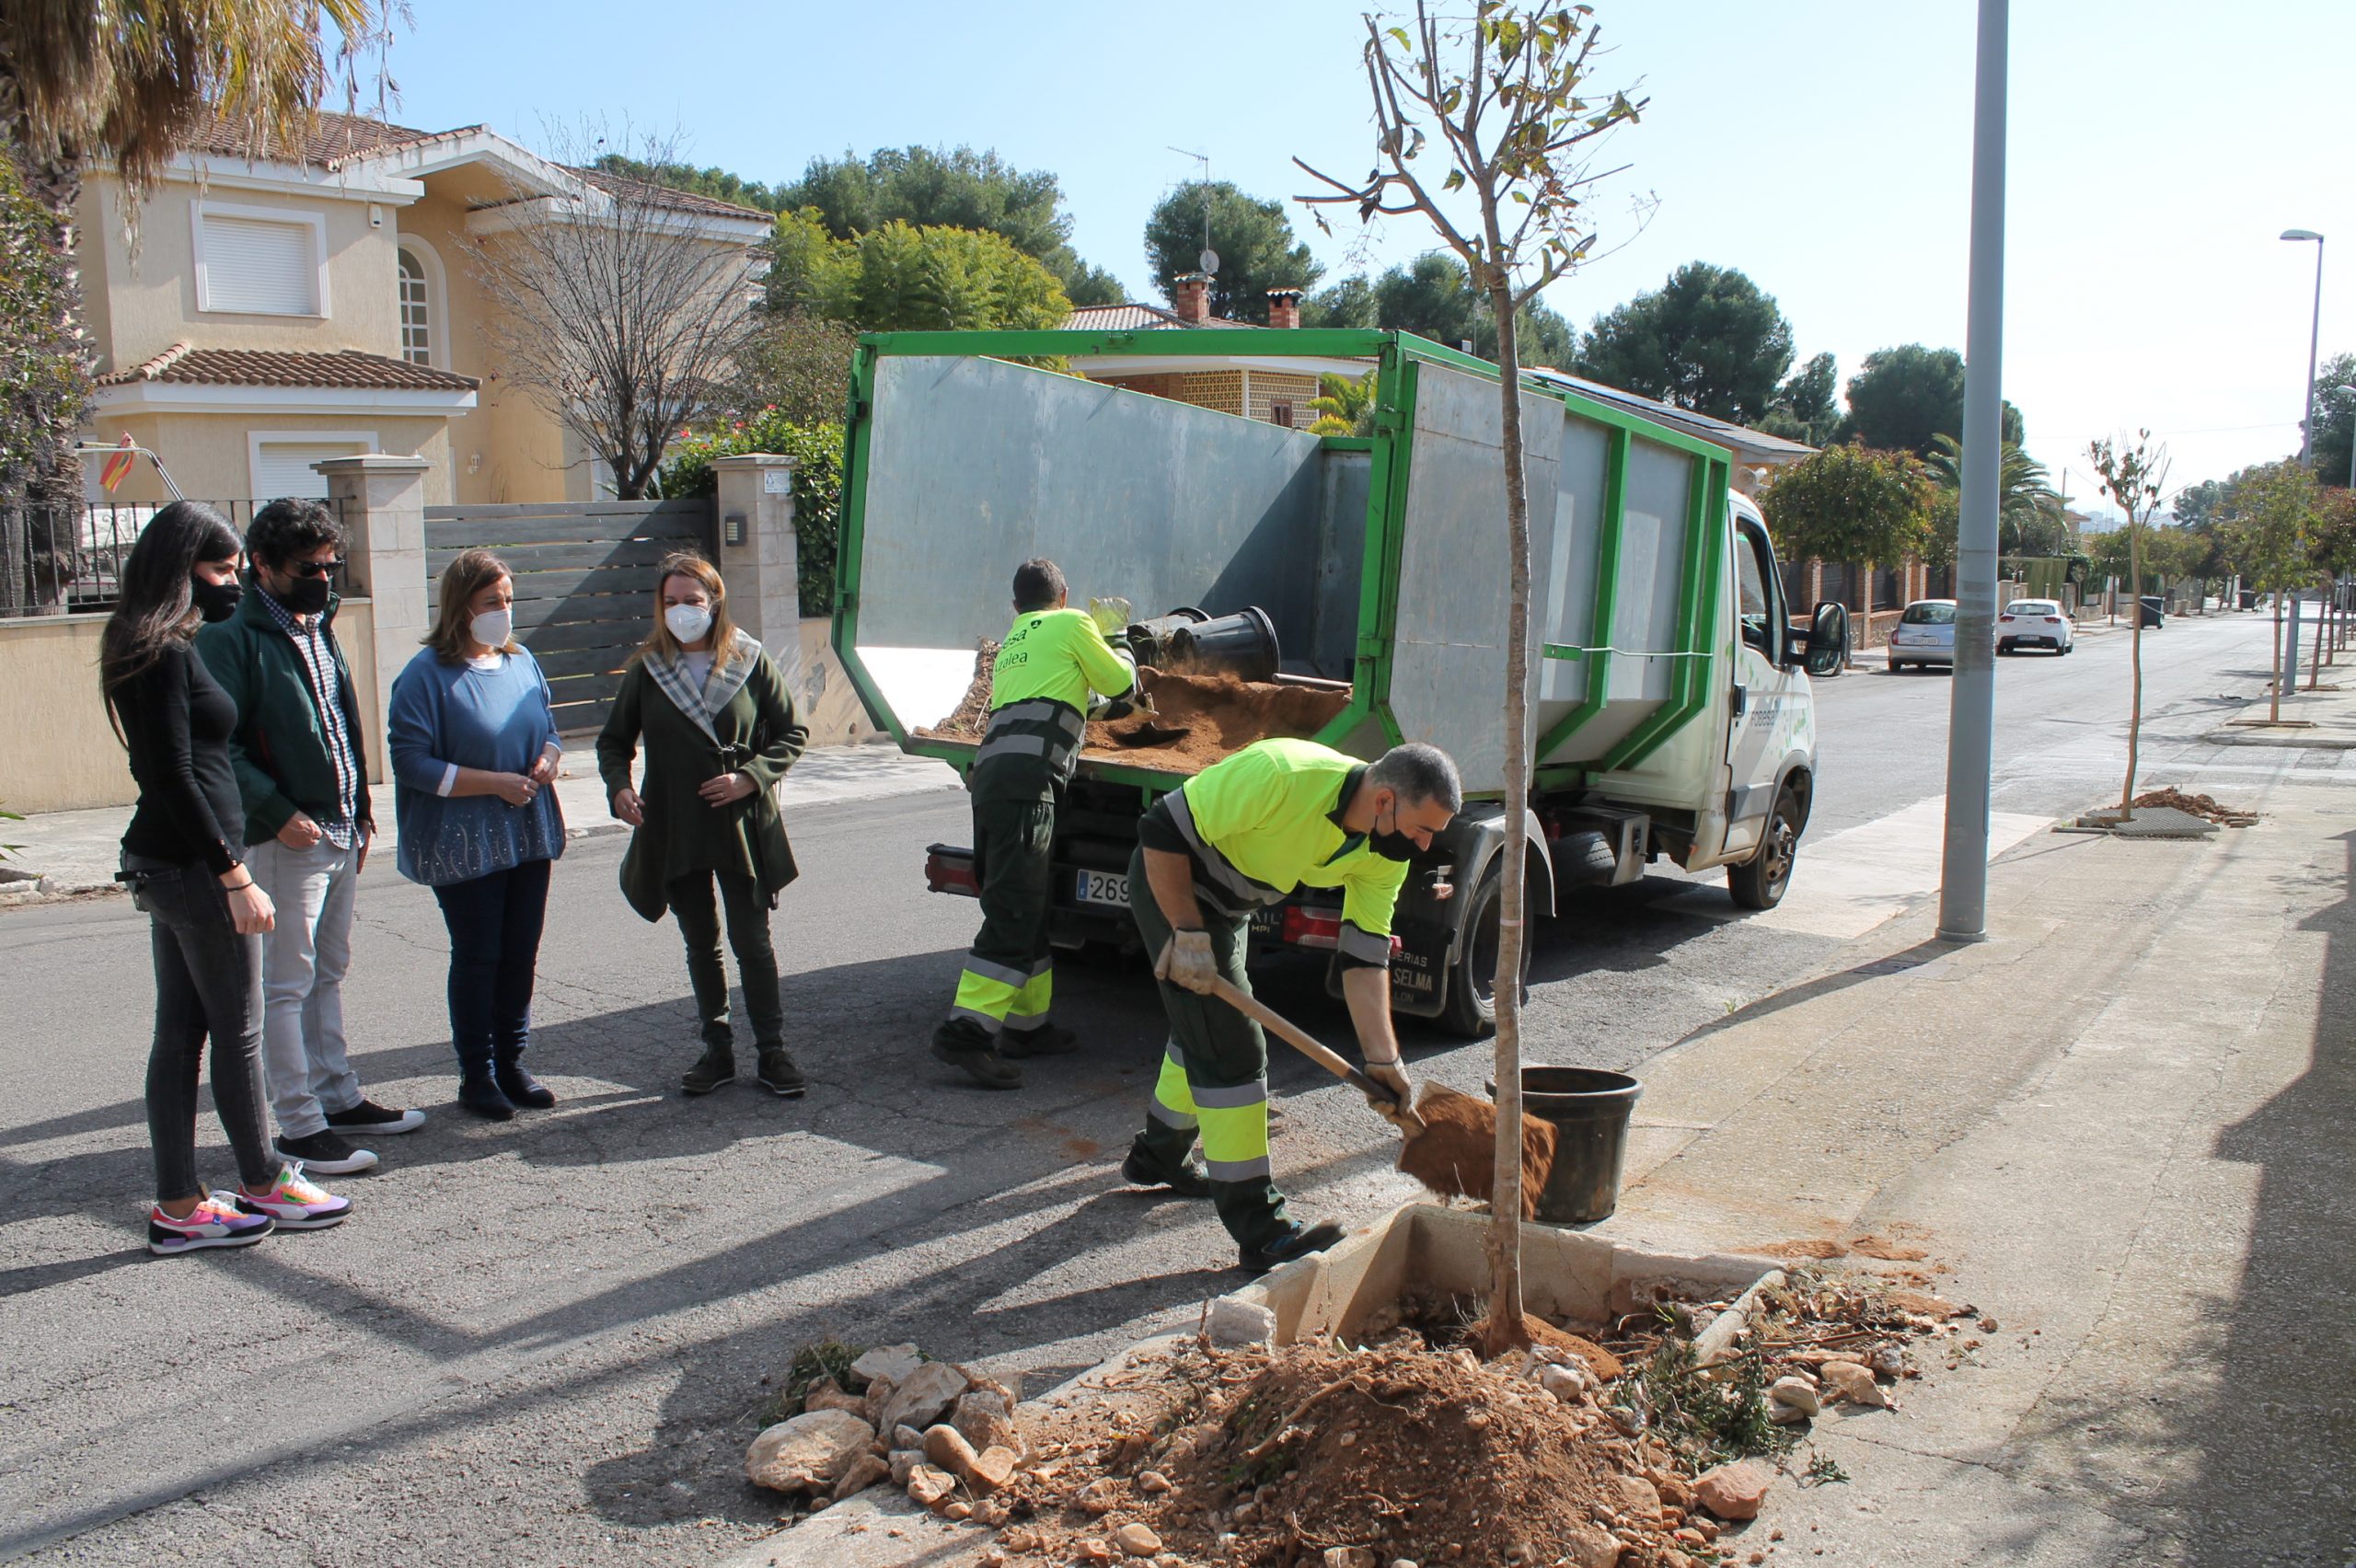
top-left (286, 558), bottom-right (346, 579)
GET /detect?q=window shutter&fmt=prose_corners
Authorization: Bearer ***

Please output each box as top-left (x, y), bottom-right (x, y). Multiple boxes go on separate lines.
top-left (202, 214), bottom-right (317, 314)
top-left (252, 442), bottom-right (366, 500)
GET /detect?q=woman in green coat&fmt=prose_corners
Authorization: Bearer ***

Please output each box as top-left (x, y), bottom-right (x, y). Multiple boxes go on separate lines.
top-left (597, 554), bottom-right (810, 1098)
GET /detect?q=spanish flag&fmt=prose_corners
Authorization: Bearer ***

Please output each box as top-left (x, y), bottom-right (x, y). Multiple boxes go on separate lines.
top-left (98, 434), bottom-right (136, 494)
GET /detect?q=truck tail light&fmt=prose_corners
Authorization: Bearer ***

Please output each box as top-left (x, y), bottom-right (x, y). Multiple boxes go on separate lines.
top-left (924, 844), bottom-right (981, 897)
top-left (1281, 907), bottom-right (1342, 949)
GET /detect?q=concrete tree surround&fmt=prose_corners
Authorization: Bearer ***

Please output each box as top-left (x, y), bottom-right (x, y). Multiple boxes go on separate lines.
top-left (317, 452), bottom-right (434, 780)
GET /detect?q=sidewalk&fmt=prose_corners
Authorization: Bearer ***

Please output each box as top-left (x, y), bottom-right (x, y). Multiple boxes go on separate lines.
top-left (0, 741), bottom-right (959, 901)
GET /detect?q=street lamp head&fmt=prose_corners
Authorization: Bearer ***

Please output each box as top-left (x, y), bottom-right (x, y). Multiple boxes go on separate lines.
top-left (2282, 228), bottom-right (2325, 242)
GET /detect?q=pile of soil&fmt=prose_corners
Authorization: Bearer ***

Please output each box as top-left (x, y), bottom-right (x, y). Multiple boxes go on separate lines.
top-left (917, 663), bottom-right (1351, 777)
top-left (995, 1337), bottom-right (1709, 1568)
top-left (2130, 786), bottom-right (2258, 826)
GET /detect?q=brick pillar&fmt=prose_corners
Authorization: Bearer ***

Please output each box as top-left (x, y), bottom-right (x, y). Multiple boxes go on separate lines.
top-left (709, 454), bottom-right (800, 655)
top-left (314, 453), bottom-right (432, 781)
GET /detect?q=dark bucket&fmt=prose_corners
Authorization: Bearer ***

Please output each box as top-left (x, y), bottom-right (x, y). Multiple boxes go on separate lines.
top-left (1170, 605), bottom-right (1280, 683)
top-left (1498, 1066), bottom-right (1643, 1225)
top-left (1124, 606), bottom-right (1208, 668)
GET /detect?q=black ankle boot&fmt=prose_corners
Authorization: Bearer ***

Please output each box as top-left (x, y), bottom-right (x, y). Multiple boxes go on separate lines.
top-left (493, 1058), bottom-right (556, 1110)
top-left (458, 1072), bottom-right (515, 1122)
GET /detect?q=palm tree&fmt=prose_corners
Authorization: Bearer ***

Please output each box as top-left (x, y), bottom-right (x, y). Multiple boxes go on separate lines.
top-left (0, 0), bottom-right (392, 500)
top-left (1924, 433), bottom-right (2063, 557)
top-left (1306, 368), bottom-right (1378, 436)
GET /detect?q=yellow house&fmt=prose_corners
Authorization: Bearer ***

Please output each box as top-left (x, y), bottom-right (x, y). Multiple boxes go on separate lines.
top-left (77, 112), bottom-right (771, 507)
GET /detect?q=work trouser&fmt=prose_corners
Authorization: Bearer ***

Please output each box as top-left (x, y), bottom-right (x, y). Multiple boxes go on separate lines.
top-left (1126, 843), bottom-right (1291, 1251)
top-left (939, 762), bottom-right (1057, 1048)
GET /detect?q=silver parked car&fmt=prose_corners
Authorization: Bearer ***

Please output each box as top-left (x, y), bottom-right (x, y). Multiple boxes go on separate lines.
top-left (1888, 598), bottom-right (1957, 672)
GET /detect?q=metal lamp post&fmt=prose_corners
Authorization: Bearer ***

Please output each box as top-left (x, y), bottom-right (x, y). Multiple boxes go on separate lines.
top-left (2284, 229), bottom-right (2325, 467)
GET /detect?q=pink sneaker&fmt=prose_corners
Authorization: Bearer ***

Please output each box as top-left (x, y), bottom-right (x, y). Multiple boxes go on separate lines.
top-left (147, 1193), bottom-right (274, 1256)
top-left (237, 1164), bottom-right (352, 1230)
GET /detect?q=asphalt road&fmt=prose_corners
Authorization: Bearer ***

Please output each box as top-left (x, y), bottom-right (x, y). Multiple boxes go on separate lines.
top-left (0, 608), bottom-right (2286, 1567)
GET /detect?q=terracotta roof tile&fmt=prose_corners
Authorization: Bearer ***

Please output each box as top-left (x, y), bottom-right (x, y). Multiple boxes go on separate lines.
top-left (98, 345), bottom-right (478, 393)
top-left (183, 109), bottom-right (446, 167)
top-left (1062, 302), bottom-right (1258, 331)
top-left (573, 167), bottom-right (771, 222)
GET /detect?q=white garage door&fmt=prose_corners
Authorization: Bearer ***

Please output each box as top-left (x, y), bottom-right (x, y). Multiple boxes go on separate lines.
top-left (251, 439), bottom-right (370, 501)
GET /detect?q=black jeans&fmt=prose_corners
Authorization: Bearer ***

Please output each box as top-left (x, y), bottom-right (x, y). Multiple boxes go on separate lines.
top-left (126, 855), bottom-right (277, 1203)
top-left (431, 858), bottom-right (554, 1076)
top-left (668, 869), bottom-right (783, 1052)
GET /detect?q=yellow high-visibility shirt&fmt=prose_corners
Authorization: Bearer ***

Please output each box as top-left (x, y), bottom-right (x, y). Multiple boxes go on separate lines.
top-left (990, 607), bottom-right (1135, 714)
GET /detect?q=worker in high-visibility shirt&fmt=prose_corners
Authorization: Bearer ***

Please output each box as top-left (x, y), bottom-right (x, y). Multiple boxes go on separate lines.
top-left (1122, 736), bottom-right (1462, 1273)
top-left (930, 558), bottom-right (1139, 1089)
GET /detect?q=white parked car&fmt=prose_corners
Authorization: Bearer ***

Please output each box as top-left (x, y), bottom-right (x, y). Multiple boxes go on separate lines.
top-left (1888, 599), bottom-right (1956, 672)
top-left (1998, 598), bottom-right (2074, 654)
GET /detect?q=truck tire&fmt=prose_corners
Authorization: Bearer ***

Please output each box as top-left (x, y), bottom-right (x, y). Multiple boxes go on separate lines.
top-left (1727, 786), bottom-right (1799, 911)
top-left (1438, 862), bottom-right (1532, 1038)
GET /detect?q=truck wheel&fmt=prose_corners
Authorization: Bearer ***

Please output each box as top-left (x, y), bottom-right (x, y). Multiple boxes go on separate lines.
top-left (1727, 787), bottom-right (1799, 911)
top-left (1438, 862), bottom-right (1531, 1038)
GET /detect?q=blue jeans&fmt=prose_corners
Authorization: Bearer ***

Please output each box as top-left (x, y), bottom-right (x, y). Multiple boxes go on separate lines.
top-left (430, 858), bottom-right (553, 1076)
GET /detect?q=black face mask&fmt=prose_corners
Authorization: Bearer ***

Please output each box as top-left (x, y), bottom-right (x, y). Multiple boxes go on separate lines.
top-left (1369, 829), bottom-right (1420, 863)
top-left (275, 571), bottom-right (330, 616)
top-left (191, 575), bottom-right (243, 623)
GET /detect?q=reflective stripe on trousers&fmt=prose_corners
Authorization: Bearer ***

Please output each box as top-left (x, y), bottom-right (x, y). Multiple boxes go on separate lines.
top-left (1149, 1045), bottom-right (1272, 1181)
top-left (949, 953), bottom-right (1052, 1033)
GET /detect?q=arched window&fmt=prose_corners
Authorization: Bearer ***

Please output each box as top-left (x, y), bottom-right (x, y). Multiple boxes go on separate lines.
top-left (398, 248), bottom-right (432, 365)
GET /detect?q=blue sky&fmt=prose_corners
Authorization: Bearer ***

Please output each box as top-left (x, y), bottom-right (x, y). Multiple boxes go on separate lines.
top-left (384, 0), bottom-right (2353, 508)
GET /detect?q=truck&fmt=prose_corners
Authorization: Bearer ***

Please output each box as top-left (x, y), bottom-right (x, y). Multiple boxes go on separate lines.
top-left (829, 329), bottom-right (1848, 1037)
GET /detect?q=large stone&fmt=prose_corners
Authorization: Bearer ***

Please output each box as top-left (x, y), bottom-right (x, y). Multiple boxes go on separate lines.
top-left (745, 1410), bottom-right (877, 1494)
top-left (924, 1424), bottom-right (980, 1479)
top-left (1208, 1298), bottom-right (1278, 1348)
top-left (1692, 1460), bottom-right (1771, 1521)
top-left (905, 1463), bottom-right (957, 1509)
top-left (1540, 1364), bottom-right (1595, 1402)
top-left (1116, 1523), bottom-right (1163, 1556)
top-left (969, 1446), bottom-right (1020, 1493)
top-left (1819, 1360), bottom-right (1888, 1408)
top-left (1606, 1473), bottom-right (1661, 1522)
top-left (803, 1377), bottom-right (869, 1417)
top-left (1321, 1550), bottom-right (1377, 1568)
top-left (1768, 1377), bottom-right (1821, 1416)
top-left (888, 1450), bottom-right (920, 1487)
top-left (849, 1343), bottom-right (925, 1389)
top-left (832, 1453), bottom-right (891, 1501)
top-left (1560, 1521), bottom-right (1621, 1568)
top-left (952, 1389), bottom-right (1024, 1457)
top-left (878, 1360), bottom-right (973, 1434)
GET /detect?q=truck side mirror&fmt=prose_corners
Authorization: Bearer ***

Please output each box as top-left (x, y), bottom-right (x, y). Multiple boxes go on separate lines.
top-left (1794, 600), bottom-right (1850, 677)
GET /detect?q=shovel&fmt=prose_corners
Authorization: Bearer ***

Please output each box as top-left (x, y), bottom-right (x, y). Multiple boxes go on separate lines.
top-left (1166, 950), bottom-right (1556, 1216)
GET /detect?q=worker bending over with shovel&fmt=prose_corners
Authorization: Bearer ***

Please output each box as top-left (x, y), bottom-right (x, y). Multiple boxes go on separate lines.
top-left (931, 559), bottom-right (1139, 1089)
top-left (1123, 737), bottom-right (1461, 1273)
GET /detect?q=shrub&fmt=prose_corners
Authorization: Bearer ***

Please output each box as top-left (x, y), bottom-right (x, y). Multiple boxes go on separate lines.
top-left (661, 411), bottom-right (845, 615)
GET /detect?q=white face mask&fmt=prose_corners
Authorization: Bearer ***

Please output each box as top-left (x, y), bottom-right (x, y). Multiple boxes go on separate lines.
top-left (665, 603), bottom-right (714, 644)
top-left (469, 608), bottom-right (513, 650)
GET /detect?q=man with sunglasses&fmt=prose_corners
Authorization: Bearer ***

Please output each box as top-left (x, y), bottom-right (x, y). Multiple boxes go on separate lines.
top-left (199, 498), bottom-right (422, 1180)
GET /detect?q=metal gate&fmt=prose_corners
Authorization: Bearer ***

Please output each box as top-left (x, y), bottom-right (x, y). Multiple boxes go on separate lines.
top-left (423, 500), bottom-right (717, 732)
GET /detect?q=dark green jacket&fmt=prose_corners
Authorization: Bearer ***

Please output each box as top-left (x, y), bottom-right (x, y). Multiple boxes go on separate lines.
top-left (595, 642), bottom-right (807, 922)
top-left (194, 586), bottom-right (374, 845)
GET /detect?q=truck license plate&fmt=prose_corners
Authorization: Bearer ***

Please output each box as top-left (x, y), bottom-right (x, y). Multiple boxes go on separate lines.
top-left (1074, 870), bottom-right (1130, 908)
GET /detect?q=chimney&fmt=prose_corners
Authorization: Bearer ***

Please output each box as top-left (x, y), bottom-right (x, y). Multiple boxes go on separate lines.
top-left (1266, 287), bottom-right (1301, 330)
top-left (1172, 271), bottom-right (1211, 324)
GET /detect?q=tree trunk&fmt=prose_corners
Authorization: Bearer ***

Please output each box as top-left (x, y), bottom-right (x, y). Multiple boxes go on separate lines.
top-left (2120, 524), bottom-right (2143, 813)
top-left (13, 141), bottom-right (91, 510)
top-left (2270, 588), bottom-right (2285, 723)
top-left (1479, 262), bottom-right (1532, 1359)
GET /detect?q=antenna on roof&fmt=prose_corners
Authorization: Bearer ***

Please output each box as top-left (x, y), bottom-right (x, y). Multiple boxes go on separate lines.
top-left (1168, 146), bottom-right (1218, 273)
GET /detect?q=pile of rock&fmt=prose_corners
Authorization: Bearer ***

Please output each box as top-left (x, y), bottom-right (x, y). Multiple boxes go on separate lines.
top-left (744, 1343), bottom-right (1030, 1520)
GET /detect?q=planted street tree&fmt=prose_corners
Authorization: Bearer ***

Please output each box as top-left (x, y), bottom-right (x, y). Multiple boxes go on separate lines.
top-left (466, 126), bottom-right (763, 500)
top-left (1299, 0), bottom-right (1643, 1355)
top-left (2223, 460), bottom-right (2318, 723)
top-left (1760, 444), bottom-right (1930, 654)
top-left (2306, 485), bottom-right (2356, 667)
top-left (2088, 433), bottom-right (2170, 811)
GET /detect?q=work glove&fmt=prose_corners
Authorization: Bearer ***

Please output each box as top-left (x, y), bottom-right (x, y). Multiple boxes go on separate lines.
top-left (1363, 1058), bottom-right (1415, 1122)
top-left (1156, 930), bottom-right (1218, 996)
top-left (1088, 596), bottom-right (1134, 636)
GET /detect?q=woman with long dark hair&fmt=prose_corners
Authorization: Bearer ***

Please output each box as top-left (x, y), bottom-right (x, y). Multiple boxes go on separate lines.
top-left (102, 501), bottom-right (351, 1254)
top-left (387, 548), bottom-right (565, 1122)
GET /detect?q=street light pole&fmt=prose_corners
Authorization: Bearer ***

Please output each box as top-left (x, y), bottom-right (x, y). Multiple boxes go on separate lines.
top-left (1938, 0), bottom-right (2007, 944)
top-left (2284, 229), bottom-right (2325, 467)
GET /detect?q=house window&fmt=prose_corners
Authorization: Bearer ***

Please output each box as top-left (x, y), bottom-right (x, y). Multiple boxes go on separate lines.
top-left (398, 248), bottom-right (432, 364)
top-left (1271, 401), bottom-right (1296, 429)
top-left (192, 202), bottom-right (328, 316)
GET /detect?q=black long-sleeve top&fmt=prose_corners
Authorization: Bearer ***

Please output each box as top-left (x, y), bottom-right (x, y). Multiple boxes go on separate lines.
top-left (115, 641), bottom-right (246, 876)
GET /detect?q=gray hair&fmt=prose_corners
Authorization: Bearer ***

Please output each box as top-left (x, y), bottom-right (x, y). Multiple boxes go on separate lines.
top-left (1369, 742), bottom-right (1462, 813)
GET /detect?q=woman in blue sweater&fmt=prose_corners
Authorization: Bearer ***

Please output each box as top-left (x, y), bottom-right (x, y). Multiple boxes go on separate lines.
top-left (388, 549), bottom-right (566, 1121)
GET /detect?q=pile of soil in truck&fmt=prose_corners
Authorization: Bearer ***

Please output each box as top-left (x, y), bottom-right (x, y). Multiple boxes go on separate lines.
top-left (918, 648), bottom-right (1352, 776)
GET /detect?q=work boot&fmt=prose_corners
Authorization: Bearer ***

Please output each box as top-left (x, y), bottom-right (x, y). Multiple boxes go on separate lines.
top-left (999, 1022), bottom-right (1080, 1060)
top-left (1120, 1136), bottom-right (1211, 1198)
top-left (1238, 1217), bottom-right (1345, 1275)
top-left (756, 1046), bottom-right (807, 1098)
top-left (681, 1044), bottom-right (737, 1096)
top-left (929, 1020), bottom-right (1022, 1090)
top-left (493, 1057), bottom-right (556, 1110)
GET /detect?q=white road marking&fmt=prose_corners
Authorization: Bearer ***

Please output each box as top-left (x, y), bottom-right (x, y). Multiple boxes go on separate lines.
top-left (1658, 795), bottom-right (2049, 940)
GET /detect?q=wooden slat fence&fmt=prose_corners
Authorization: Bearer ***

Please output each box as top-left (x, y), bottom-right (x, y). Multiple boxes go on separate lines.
top-left (423, 500), bottom-right (716, 732)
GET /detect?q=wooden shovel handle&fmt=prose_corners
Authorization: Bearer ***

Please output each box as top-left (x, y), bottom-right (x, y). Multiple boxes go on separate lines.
top-left (1198, 971), bottom-right (1426, 1136)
